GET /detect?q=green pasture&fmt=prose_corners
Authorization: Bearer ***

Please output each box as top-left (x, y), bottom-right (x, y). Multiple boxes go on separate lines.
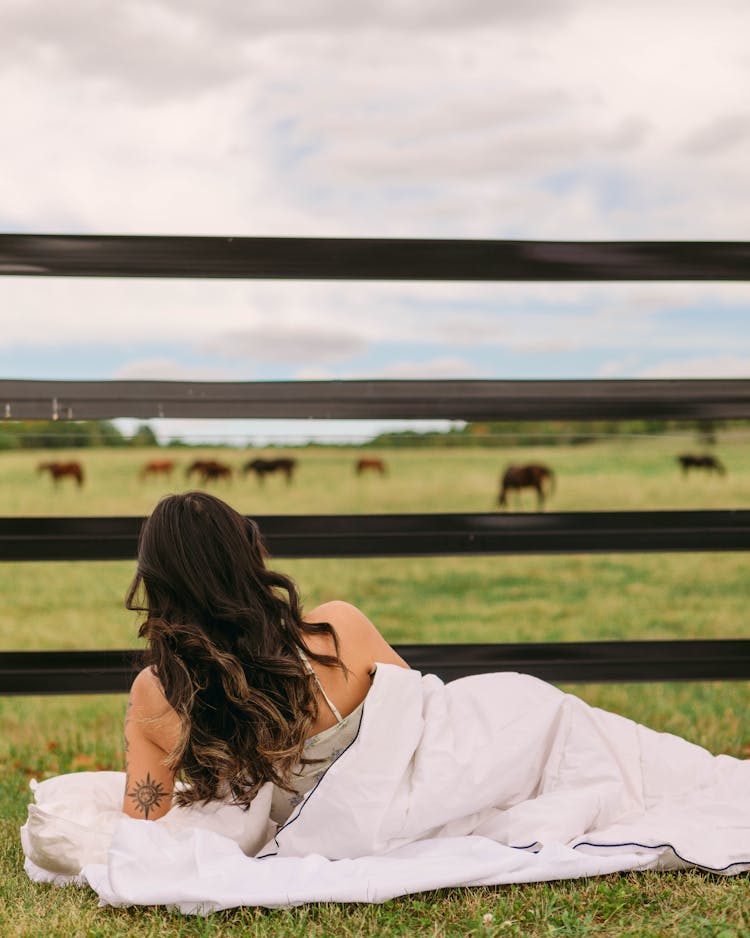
top-left (1, 438), bottom-right (749, 936)
top-left (3, 435), bottom-right (750, 516)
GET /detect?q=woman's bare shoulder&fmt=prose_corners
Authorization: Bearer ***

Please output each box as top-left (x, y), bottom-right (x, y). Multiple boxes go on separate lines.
top-left (128, 666), bottom-right (175, 719)
top-left (305, 600), bottom-right (410, 670)
top-left (130, 665), bottom-right (162, 698)
top-left (127, 667), bottom-right (181, 750)
top-left (305, 599), bottom-right (380, 639)
top-left (306, 599), bottom-right (366, 623)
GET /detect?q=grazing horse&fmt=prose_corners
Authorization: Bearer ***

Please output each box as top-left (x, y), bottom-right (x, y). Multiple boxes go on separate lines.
top-left (677, 453), bottom-right (726, 476)
top-left (243, 458), bottom-right (296, 484)
top-left (498, 464), bottom-right (554, 509)
top-left (140, 459), bottom-right (175, 481)
top-left (355, 457), bottom-right (387, 476)
top-left (38, 461), bottom-right (84, 488)
top-left (186, 459), bottom-right (232, 484)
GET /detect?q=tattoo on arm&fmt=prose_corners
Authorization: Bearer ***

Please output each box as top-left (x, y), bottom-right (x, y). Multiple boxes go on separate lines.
top-left (127, 772), bottom-right (168, 819)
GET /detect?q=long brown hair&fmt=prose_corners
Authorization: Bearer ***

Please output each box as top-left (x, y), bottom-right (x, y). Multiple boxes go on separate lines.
top-left (126, 491), bottom-right (342, 809)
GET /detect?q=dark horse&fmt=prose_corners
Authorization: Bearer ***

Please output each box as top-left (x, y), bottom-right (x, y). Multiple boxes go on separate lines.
top-left (677, 453), bottom-right (726, 476)
top-left (498, 464), bottom-right (555, 509)
top-left (186, 459), bottom-right (232, 484)
top-left (38, 461), bottom-right (84, 487)
top-left (355, 457), bottom-right (387, 476)
top-left (243, 458), bottom-right (296, 484)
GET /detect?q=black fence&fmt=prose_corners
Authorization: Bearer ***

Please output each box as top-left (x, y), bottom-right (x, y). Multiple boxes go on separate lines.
top-left (4, 377), bottom-right (750, 422)
top-left (4, 641), bottom-right (750, 696)
top-left (2, 234), bottom-right (748, 281)
top-left (2, 510), bottom-right (750, 562)
top-left (1, 235), bottom-right (749, 693)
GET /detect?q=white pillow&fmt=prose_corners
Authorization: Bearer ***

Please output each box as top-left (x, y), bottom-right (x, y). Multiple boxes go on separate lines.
top-left (21, 772), bottom-right (125, 876)
top-left (21, 771), bottom-right (275, 878)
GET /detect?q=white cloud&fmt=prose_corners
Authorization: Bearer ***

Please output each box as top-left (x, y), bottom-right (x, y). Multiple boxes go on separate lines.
top-left (204, 326), bottom-right (366, 363)
top-left (295, 355), bottom-right (477, 380)
top-left (112, 358), bottom-right (244, 381)
top-left (2, 0), bottom-right (749, 239)
top-left (683, 114), bottom-right (750, 156)
top-left (597, 356), bottom-right (642, 378)
top-left (635, 355), bottom-right (750, 379)
top-left (2, 278), bottom-right (749, 368)
top-left (0, 3), bottom-right (246, 100)
top-left (304, 117), bottom-right (650, 185)
top-left (1, 0), bottom-right (750, 390)
top-left (366, 356), bottom-right (477, 378)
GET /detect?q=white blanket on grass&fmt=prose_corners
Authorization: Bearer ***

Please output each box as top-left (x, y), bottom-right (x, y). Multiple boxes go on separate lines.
top-left (22, 665), bottom-right (750, 912)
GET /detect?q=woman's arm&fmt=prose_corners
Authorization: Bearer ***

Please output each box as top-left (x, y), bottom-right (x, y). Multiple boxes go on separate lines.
top-left (122, 667), bottom-right (180, 821)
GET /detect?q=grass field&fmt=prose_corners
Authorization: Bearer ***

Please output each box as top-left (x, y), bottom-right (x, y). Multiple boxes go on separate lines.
top-left (1, 437), bottom-right (749, 936)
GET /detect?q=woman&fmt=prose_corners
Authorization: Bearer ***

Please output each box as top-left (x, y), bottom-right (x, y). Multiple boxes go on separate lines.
top-left (23, 490), bottom-right (750, 906)
top-left (123, 491), bottom-right (409, 825)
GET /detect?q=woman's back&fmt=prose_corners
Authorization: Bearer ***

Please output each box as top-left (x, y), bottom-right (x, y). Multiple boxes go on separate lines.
top-left (293, 601), bottom-right (408, 735)
top-left (124, 599), bottom-right (408, 822)
top-left (268, 602), bottom-right (409, 824)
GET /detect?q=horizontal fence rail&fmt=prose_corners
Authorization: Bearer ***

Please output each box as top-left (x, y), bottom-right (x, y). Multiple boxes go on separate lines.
top-left (3, 640), bottom-right (750, 694)
top-left (4, 377), bottom-right (750, 421)
top-left (1, 235), bottom-right (749, 281)
top-left (2, 511), bottom-right (750, 562)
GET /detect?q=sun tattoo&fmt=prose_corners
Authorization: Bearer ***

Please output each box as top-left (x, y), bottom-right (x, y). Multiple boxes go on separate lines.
top-left (127, 772), bottom-right (168, 819)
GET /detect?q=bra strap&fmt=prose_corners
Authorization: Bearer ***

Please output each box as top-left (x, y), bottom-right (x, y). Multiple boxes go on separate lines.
top-left (298, 648), bottom-right (344, 723)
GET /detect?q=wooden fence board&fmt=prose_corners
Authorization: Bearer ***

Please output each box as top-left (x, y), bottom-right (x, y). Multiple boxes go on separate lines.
top-left (1, 511), bottom-right (749, 561)
top-left (1, 235), bottom-right (748, 281)
top-left (3, 640), bottom-right (750, 694)
top-left (3, 377), bottom-right (750, 421)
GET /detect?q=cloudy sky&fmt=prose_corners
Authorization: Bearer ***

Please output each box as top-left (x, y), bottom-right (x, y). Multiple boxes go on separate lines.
top-left (1, 0), bottom-right (749, 440)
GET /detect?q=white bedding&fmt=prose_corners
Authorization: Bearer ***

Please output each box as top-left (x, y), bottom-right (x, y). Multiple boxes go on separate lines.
top-left (21, 665), bottom-right (750, 912)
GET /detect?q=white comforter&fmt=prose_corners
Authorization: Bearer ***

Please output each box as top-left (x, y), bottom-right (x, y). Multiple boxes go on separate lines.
top-left (22, 665), bottom-right (750, 912)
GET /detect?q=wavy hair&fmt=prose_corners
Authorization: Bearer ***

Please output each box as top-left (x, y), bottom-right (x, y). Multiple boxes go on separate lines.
top-left (125, 491), bottom-right (342, 809)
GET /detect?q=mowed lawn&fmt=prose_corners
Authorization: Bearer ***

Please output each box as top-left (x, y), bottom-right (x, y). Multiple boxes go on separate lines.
top-left (1, 437), bottom-right (749, 937)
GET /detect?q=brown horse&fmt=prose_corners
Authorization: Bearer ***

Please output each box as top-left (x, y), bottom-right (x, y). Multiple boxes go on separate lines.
top-left (677, 453), bottom-right (726, 476)
top-left (186, 459), bottom-right (232, 484)
top-left (140, 459), bottom-right (176, 481)
top-left (355, 458), bottom-right (387, 477)
top-left (38, 461), bottom-right (84, 487)
top-left (243, 458), bottom-right (296, 484)
top-left (498, 464), bottom-right (554, 509)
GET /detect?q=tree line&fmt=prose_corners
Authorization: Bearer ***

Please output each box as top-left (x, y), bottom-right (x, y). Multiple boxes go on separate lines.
top-left (364, 419), bottom-right (724, 448)
top-left (0, 418), bottom-right (727, 450)
top-left (0, 420), bottom-right (158, 450)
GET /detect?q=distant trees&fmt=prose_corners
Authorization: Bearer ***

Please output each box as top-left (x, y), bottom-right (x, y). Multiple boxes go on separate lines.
top-left (365, 419), bottom-right (729, 448)
top-left (0, 418), bottom-right (732, 451)
top-left (129, 424), bottom-right (159, 447)
top-left (0, 420), bottom-right (159, 450)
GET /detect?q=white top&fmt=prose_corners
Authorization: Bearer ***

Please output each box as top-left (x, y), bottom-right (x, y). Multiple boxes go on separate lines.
top-left (269, 649), bottom-right (366, 825)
